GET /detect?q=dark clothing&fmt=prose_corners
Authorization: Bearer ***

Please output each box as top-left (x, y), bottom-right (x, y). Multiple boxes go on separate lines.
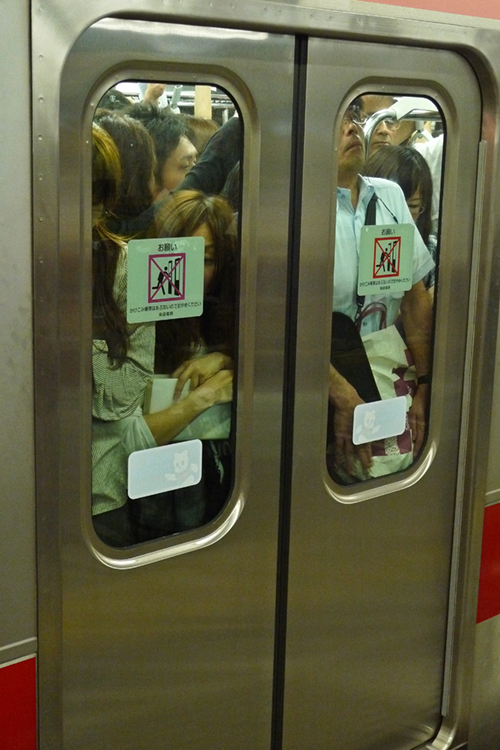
top-left (178, 117), bottom-right (242, 196)
top-left (106, 118), bottom-right (242, 238)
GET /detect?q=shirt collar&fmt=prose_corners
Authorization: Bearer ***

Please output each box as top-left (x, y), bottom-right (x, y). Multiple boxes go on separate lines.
top-left (337, 174), bottom-right (375, 209)
top-left (357, 175), bottom-right (375, 203)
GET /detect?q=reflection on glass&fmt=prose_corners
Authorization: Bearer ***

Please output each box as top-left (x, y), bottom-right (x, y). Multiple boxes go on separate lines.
top-left (91, 82), bottom-right (241, 546)
top-left (327, 93), bottom-right (443, 484)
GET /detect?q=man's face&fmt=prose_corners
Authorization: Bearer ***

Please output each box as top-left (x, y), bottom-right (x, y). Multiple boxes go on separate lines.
top-left (360, 95), bottom-right (415, 153)
top-left (337, 103), bottom-right (366, 181)
top-left (360, 95), bottom-right (395, 152)
top-left (160, 135), bottom-right (198, 193)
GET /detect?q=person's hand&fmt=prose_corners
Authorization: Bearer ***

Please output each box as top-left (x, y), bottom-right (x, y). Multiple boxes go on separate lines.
top-left (409, 384), bottom-right (429, 457)
top-left (143, 83), bottom-right (167, 103)
top-left (333, 394), bottom-right (373, 476)
top-left (173, 352), bottom-right (233, 399)
top-left (192, 369), bottom-right (233, 409)
top-left (329, 366), bottom-right (373, 476)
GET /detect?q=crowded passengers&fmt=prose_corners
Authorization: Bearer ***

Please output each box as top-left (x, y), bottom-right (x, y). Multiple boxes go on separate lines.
top-left (90, 84), bottom-right (442, 545)
top-left (327, 96), bottom-right (441, 483)
top-left (91, 85), bottom-right (241, 546)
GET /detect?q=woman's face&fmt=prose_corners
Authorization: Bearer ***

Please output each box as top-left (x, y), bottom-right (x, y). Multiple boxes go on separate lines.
top-left (406, 185), bottom-right (424, 224)
top-left (192, 222), bottom-right (216, 294)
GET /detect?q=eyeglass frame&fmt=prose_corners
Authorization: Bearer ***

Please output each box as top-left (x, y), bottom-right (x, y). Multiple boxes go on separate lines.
top-left (342, 105), bottom-right (401, 127)
top-left (341, 105), bottom-right (366, 129)
top-left (406, 201), bottom-right (426, 217)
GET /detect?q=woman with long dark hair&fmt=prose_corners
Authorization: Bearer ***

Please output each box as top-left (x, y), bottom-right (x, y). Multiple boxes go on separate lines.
top-left (93, 110), bottom-right (157, 238)
top-left (91, 123), bottom-right (156, 546)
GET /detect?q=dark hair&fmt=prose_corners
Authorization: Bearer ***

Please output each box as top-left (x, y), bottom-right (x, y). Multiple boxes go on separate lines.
top-left (220, 161), bottom-right (241, 213)
top-left (92, 122), bottom-right (121, 211)
top-left (153, 190), bottom-right (236, 373)
top-left (97, 87), bottom-right (132, 111)
top-left (183, 115), bottom-right (219, 156)
top-left (363, 145), bottom-right (433, 243)
top-left (94, 111), bottom-right (156, 221)
top-left (91, 124), bottom-right (129, 363)
top-left (126, 102), bottom-right (190, 188)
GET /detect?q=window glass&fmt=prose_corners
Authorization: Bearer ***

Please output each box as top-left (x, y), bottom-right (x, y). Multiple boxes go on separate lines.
top-left (327, 93), bottom-right (443, 484)
top-left (91, 81), bottom-right (241, 546)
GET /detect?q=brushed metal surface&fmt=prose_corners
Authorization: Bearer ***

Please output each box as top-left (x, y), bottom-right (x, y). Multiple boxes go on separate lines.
top-left (36, 16), bottom-right (295, 750)
top-left (0, 0), bottom-right (36, 655)
top-left (283, 37), bottom-right (482, 749)
top-left (32, 2), bottom-right (500, 749)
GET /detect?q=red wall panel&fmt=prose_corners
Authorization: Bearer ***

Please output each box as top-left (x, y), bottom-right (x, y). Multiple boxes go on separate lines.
top-left (477, 503), bottom-right (500, 623)
top-left (361, 0), bottom-right (500, 22)
top-left (0, 657), bottom-right (36, 750)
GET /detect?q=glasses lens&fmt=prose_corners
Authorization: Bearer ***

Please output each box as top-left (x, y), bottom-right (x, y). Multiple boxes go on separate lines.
top-left (383, 119), bottom-right (400, 130)
top-left (344, 105), bottom-right (363, 123)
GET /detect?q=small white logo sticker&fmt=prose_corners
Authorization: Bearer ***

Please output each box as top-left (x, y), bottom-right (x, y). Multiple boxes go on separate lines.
top-left (128, 439), bottom-right (202, 499)
top-left (353, 397), bottom-right (407, 445)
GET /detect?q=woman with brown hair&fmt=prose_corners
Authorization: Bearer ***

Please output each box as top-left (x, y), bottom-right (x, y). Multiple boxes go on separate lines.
top-left (131, 190), bottom-right (237, 540)
top-left (151, 189), bottom-right (236, 388)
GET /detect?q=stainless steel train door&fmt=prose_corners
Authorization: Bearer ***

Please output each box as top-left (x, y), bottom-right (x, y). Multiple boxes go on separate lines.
top-left (35, 8), bottom-right (483, 750)
top-left (280, 38), bottom-right (481, 749)
top-left (36, 18), bottom-right (295, 750)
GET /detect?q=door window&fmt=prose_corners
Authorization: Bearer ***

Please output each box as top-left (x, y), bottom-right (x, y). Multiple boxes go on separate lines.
top-left (327, 92), bottom-right (443, 484)
top-left (91, 81), bottom-right (242, 547)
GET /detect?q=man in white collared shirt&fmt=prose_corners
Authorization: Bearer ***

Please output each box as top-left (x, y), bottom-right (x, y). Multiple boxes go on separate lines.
top-left (329, 100), bottom-right (434, 475)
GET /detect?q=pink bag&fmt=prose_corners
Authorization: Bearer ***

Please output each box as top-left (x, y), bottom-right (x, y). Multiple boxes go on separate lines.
top-left (353, 325), bottom-right (417, 479)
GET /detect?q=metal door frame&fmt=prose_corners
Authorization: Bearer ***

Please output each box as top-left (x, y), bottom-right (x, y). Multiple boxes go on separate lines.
top-left (33, 1), bottom-right (500, 747)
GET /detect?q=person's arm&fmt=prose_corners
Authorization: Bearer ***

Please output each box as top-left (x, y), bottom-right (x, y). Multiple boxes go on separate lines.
top-left (144, 369), bottom-right (232, 445)
top-left (177, 117), bottom-right (242, 195)
top-left (329, 364), bottom-right (373, 474)
top-left (142, 83), bottom-right (167, 104)
top-left (92, 322), bottom-right (155, 420)
top-left (172, 352), bottom-right (233, 398)
top-left (400, 279), bottom-right (433, 455)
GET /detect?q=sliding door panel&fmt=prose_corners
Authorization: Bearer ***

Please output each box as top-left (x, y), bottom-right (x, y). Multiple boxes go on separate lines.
top-left (283, 38), bottom-right (481, 749)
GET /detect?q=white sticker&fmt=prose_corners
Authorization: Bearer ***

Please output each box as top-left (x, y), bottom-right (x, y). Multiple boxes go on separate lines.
top-left (358, 224), bottom-right (414, 296)
top-left (127, 237), bottom-right (205, 323)
top-left (352, 396), bottom-right (407, 446)
top-left (128, 439), bottom-right (202, 499)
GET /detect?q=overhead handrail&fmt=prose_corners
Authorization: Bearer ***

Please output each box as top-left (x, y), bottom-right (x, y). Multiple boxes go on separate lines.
top-left (169, 84), bottom-right (183, 113)
top-left (363, 96), bottom-right (441, 155)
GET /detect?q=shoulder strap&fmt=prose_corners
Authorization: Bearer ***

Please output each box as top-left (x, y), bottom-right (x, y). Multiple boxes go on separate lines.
top-left (364, 193), bottom-right (378, 226)
top-left (355, 193), bottom-right (378, 320)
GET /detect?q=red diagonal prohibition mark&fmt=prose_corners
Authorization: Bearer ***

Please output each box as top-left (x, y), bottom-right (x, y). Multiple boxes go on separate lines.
top-left (151, 256), bottom-right (183, 300)
top-left (376, 240), bottom-right (398, 274)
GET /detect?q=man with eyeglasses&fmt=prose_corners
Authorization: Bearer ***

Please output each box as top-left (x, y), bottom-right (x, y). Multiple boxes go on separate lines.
top-left (328, 99), bottom-right (435, 478)
top-left (360, 94), bottom-right (416, 153)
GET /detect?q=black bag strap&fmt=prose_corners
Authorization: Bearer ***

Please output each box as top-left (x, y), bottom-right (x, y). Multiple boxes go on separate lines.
top-left (329, 194), bottom-right (382, 458)
top-left (355, 193), bottom-right (378, 321)
top-left (330, 312), bottom-right (381, 403)
top-left (364, 192), bottom-right (378, 226)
